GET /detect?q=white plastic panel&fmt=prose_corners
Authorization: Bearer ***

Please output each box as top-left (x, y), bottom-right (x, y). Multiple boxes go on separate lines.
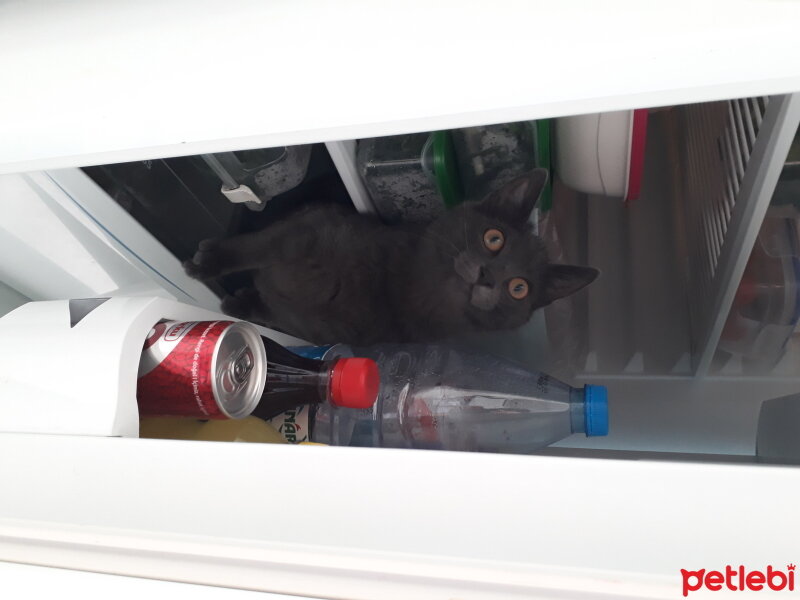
top-left (0, 170), bottom-right (222, 308)
top-left (1, 433), bottom-right (799, 598)
top-left (0, 561), bottom-right (282, 600)
top-left (0, 173), bottom-right (147, 300)
top-left (324, 141), bottom-right (376, 214)
top-left (1, 0), bottom-right (800, 173)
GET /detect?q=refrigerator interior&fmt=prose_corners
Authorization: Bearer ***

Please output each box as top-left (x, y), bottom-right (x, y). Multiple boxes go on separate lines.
top-left (0, 94), bottom-right (785, 462)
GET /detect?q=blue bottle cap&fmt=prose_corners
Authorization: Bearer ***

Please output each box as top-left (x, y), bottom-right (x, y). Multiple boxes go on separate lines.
top-left (583, 385), bottom-right (609, 436)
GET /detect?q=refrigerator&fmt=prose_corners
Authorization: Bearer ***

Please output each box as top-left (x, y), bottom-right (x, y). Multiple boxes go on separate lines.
top-left (2, 1), bottom-right (800, 598)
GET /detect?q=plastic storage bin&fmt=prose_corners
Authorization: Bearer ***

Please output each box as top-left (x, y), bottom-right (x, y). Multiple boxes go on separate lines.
top-left (230, 146), bottom-right (312, 201)
top-left (357, 121), bottom-right (550, 222)
top-left (356, 131), bottom-right (462, 222)
top-left (451, 122), bottom-right (540, 203)
top-left (83, 157), bottom-right (242, 260)
top-left (553, 109), bottom-right (648, 201)
top-left (83, 145), bottom-right (313, 258)
top-left (202, 146), bottom-right (313, 207)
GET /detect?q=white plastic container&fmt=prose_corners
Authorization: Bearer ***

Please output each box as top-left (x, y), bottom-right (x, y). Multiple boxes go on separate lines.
top-left (0, 296), bottom-right (303, 438)
top-left (553, 109), bottom-right (648, 201)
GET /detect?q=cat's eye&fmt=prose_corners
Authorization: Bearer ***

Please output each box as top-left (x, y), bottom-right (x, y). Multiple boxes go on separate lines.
top-left (508, 277), bottom-right (529, 300)
top-left (483, 228), bottom-right (505, 252)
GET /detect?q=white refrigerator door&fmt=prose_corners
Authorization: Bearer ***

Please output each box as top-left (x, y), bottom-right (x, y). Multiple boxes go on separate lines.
top-left (1, 432), bottom-right (798, 599)
top-left (0, 561), bottom-right (307, 600)
top-left (1, 0), bottom-right (800, 173)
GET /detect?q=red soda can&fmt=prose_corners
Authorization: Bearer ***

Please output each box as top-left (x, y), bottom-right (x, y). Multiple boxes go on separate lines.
top-left (137, 320), bottom-right (266, 419)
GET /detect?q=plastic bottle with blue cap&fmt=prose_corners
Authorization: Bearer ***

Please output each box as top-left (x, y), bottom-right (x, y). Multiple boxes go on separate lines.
top-left (288, 343), bottom-right (609, 453)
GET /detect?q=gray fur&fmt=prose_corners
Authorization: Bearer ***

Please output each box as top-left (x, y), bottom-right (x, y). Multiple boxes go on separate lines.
top-left (184, 169), bottom-right (598, 344)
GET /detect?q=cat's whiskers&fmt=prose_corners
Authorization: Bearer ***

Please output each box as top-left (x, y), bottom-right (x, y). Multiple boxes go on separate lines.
top-left (424, 231), bottom-right (461, 257)
top-left (463, 216), bottom-right (469, 254)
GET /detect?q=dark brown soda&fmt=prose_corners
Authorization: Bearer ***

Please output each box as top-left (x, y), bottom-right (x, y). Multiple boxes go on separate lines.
top-left (250, 336), bottom-right (332, 421)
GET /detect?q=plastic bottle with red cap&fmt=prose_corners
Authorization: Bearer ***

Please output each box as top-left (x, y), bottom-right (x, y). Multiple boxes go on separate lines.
top-left (249, 335), bottom-right (380, 422)
top-left (290, 343), bottom-right (609, 453)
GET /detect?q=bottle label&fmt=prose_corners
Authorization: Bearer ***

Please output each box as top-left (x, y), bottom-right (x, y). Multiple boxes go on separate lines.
top-left (266, 405), bottom-right (310, 443)
top-left (404, 396), bottom-right (440, 446)
top-left (287, 345), bottom-right (333, 360)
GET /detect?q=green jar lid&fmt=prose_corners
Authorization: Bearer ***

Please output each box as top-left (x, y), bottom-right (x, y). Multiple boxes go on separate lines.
top-left (431, 130), bottom-right (463, 207)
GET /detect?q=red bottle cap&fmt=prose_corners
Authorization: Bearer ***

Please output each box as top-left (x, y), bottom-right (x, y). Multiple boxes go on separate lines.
top-left (330, 358), bottom-right (380, 409)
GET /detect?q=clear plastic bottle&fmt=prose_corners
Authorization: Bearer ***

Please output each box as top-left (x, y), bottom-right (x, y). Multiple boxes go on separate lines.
top-left (293, 344), bottom-right (608, 454)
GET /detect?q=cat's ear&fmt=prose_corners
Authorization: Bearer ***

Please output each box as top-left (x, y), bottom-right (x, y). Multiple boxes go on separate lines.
top-left (480, 168), bottom-right (548, 223)
top-left (540, 264), bottom-right (599, 306)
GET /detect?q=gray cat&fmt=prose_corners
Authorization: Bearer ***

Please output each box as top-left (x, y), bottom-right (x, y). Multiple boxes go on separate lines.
top-left (184, 169), bottom-right (598, 344)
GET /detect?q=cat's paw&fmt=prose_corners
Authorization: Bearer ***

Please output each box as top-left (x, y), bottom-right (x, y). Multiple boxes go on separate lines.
top-left (183, 238), bottom-right (223, 280)
top-left (221, 288), bottom-right (265, 320)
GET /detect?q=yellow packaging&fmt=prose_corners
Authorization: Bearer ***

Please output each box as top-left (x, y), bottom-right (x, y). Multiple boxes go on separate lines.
top-left (139, 416), bottom-right (287, 443)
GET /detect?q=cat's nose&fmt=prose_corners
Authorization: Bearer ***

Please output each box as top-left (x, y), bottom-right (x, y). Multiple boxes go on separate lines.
top-left (476, 267), bottom-right (494, 287)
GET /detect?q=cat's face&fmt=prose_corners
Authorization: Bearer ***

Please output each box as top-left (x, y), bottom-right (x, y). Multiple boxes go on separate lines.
top-left (417, 169), bottom-right (598, 332)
